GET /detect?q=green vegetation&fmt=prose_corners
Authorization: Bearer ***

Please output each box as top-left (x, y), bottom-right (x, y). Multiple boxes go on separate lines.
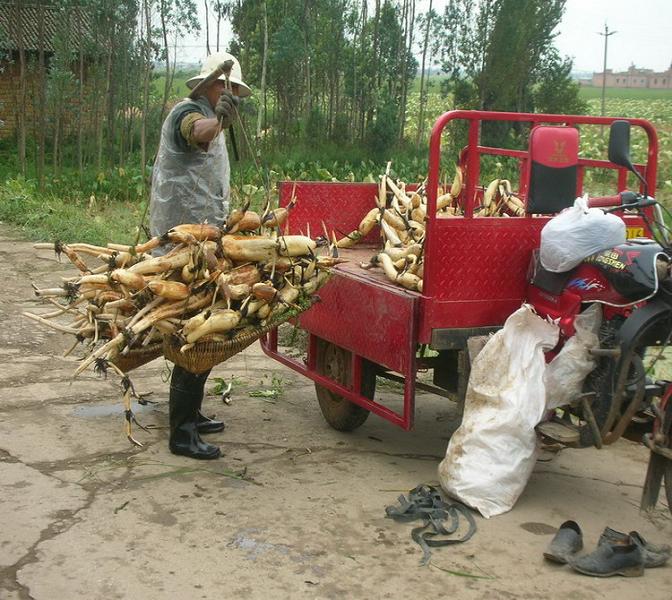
top-left (3, 91), bottom-right (672, 247)
top-left (0, 177), bottom-right (142, 245)
top-left (151, 72), bottom-right (196, 101)
top-left (579, 87), bottom-right (672, 101)
top-left (2, 2), bottom-right (671, 245)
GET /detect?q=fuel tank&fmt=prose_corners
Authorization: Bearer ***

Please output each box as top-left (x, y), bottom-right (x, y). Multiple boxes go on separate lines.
top-left (567, 239), bottom-right (666, 306)
top-left (527, 240), bottom-right (668, 339)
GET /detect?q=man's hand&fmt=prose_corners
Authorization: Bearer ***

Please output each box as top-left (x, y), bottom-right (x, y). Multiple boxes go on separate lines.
top-left (215, 91), bottom-right (239, 128)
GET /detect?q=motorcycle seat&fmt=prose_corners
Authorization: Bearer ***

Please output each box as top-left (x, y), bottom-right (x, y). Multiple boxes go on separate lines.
top-left (532, 257), bottom-right (576, 295)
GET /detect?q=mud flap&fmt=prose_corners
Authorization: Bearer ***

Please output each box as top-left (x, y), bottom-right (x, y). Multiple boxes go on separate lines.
top-left (617, 299), bottom-right (672, 358)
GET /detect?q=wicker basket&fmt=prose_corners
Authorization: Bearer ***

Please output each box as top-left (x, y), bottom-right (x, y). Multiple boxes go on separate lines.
top-left (162, 303), bottom-right (312, 374)
top-left (110, 343), bottom-right (163, 373)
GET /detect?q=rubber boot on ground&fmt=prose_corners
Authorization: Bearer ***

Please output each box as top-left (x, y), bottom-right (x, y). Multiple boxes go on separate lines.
top-left (169, 366), bottom-right (221, 460)
top-left (191, 368), bottom-right (225, 434)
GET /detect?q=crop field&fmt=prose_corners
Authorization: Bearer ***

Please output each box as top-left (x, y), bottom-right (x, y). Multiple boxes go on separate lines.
top-left (579, 86), bottom-right (672, 101)
top-left (575, 97), bottom-right (672, 203)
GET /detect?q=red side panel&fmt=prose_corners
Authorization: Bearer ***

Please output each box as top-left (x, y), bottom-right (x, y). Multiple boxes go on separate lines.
top-left (299, 271), bottom-right (418, 375)
top-left (420, 217), bottom-right (547, 340)
top-left (279, 181), bottom-right (379, 244)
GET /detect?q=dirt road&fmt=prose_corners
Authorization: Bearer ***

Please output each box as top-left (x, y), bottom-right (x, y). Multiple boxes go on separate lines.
top-left (0, 223), bottom-right (670, 599)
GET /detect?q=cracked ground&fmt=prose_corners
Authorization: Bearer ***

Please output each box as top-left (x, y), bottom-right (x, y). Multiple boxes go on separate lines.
top-left (0, 223), bottom-right (671, 599)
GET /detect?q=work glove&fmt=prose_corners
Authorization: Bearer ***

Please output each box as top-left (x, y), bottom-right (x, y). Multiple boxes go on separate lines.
top-left (215, 90), bottom-right (239, 128)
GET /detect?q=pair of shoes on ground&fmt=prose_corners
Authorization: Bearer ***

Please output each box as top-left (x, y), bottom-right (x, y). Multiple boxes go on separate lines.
top-left (544, 521), bottom-right (671, 577)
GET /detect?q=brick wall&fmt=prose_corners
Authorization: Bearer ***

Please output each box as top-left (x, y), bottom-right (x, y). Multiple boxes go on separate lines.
top-left (0, 58), bottom-right (96, 141)
top-left (592, 67), bottom-right (672, 89)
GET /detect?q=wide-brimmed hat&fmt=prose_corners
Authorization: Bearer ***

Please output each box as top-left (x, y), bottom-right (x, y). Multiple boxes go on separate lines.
top-left (186, 52), bottom-right (251, 98)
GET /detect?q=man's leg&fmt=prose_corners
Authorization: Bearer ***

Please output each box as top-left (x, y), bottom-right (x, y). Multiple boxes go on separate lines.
top-left (169, 365), bottom-right (221, 459)
top-left (193, 368), bottom-right (225, 434)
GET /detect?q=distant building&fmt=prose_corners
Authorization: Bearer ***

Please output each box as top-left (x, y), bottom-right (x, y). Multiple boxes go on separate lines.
top-left (0, 2), bottom-right (93, 140)
top-left (592, 63), bottom-right (672, 89)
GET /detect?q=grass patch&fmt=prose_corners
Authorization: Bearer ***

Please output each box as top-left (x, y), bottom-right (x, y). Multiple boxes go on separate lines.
top-left (0, 177), bottom-right (143, 245)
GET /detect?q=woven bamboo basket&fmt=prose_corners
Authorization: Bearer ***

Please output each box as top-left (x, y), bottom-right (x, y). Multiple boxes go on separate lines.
top-left (162, 303), bottom-right (312, 374)
top-left (109, 342), bottom-right (163, 373)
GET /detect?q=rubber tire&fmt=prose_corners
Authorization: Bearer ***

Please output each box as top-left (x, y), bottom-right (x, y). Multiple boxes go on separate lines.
top-left (314, 339), bottom-right (376, 432)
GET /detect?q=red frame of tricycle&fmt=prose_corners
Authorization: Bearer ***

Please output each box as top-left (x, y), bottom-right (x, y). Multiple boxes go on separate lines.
top-left (260, 110), bottom-right (659, 430)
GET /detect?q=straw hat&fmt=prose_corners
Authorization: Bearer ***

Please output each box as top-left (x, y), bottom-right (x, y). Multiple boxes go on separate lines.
top-left (186, 51), bottom-right (251, 98)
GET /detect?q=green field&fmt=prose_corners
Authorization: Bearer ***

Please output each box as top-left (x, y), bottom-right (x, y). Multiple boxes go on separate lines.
top-left (578, 86), bottom-right (672, 100)
top-left (152, 72), bottom-right (196, 101)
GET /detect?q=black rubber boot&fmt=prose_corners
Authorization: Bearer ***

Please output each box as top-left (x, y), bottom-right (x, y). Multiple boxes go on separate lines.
top-left (169, 366), bottom-right (221, 460)
top-left (191, 368), bottom-right (226, 434)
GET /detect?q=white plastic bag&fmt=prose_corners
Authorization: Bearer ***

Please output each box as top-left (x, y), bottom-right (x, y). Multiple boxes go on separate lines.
top-left (544, 305), bottom-right (602, 410)
top-left (540, 195), bottom-right (626, 273)
top-left (438, 305), bottom-right (559, 518)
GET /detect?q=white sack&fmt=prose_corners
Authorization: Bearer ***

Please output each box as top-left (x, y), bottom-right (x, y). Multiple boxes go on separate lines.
top-left (540, 195), bottom-right (626, 273)
top-left (544, 305), bottom-right (602, 410)
top-left (438, 305), bottom-right (559, 518)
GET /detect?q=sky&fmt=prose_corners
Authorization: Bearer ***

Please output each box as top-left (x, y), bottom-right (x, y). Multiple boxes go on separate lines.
top-left (176, 0), bottom-right (672, 75)
top-left (553, 0), bottom-right (672, 73)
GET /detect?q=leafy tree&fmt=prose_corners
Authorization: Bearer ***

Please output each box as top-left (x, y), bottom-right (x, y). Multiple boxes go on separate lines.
top-left (480, 0), bottom-right (564, 114)
top-left (366, 95), bottom-right (399, 157)
top-left (436, 0), bottom-right (584, 148)
top-left (267, 18), bottom-right (305, 139)
top-left (533, 49), bottom-right (587, 115)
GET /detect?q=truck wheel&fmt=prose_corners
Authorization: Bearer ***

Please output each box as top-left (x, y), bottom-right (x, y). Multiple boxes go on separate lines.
top-left (314, 339), bottom-right (376, 431)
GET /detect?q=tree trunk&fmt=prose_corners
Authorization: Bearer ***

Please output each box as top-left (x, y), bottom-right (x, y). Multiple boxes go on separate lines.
top-left (400, 0), bottom-right (415, 141)
top-left (350, 4), bottom-right (358, 139)
top-left (159, 0), bottom-right (170, 125)
top-left (395, 0), bottom-right (408, 140)
top-left (141, 0), bottom-right (152, 189)
top-left (106, 22), bottom-right (118, 168)
top-left (52, 115), bottom-right (60, 174)
top-left (358, 0), bottom-right (367, 140)
top-left (118, 31), bottom-right (129, 167)
top-left (416, 0), bottom-right (432, 148)
top-left (14, 0), bottom-right (26, 176)
top-left (373, 0), bottom-right (381, 89)
top-left (37, 4), bottom-right (47, 189)
top-left (97, 27), bottom-right (113, 170)
top-left (77, 9), bottom-right (84, 182)
top-left (215, 1), bottom-right (221, 52)
top-left (204, 0), bottom-right (211, 55)
top-left (256, 0), bottom-right (268, 137)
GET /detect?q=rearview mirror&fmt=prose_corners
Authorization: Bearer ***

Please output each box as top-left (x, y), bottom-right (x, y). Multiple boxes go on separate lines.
top-left (608, 120), bottom-right (633, 170)
top-left (608, 119), bottom-right (648, 196)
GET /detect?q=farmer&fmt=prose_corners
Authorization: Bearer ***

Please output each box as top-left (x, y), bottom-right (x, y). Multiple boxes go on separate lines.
top-left (149, 51), bottom-right (251, 460)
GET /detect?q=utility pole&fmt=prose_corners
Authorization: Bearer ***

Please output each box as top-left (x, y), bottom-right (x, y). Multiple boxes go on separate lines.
top-left (598, 23), bottom-right (617, 118)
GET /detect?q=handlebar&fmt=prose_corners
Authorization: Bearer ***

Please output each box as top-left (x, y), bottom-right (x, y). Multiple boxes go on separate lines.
top-left (602, 191), bottom-right (657, 213)
top-left (599, 190), bottom-right (669, 249)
